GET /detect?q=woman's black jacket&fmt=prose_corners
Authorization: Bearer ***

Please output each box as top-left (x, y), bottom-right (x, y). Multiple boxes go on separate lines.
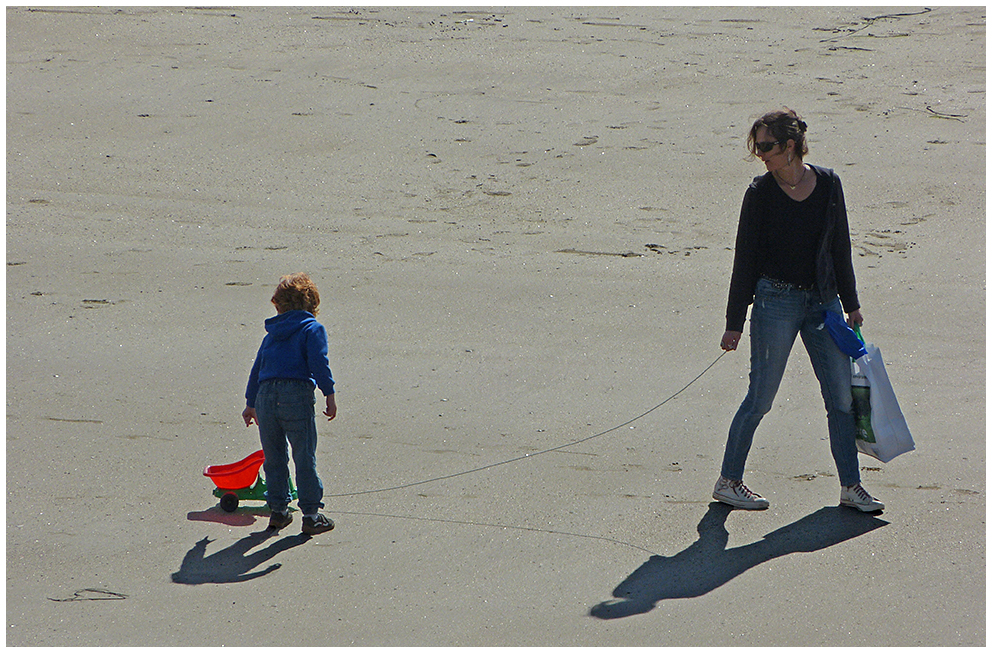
top-left (725, 164), bottom-right (860, 332)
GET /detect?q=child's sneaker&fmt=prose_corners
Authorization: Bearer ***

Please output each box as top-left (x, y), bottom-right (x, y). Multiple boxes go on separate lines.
top-left (840, 484), bottom-right (884, 512)
top-left (302, 513), bottom-right (335, 535)
top-left (268, 509), bottom-right (293, 530)
top-left (713, 476), bottom-right (770, 510)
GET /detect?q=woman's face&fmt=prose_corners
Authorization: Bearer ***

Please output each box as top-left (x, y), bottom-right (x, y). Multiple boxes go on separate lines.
top-left (754, 125), bottom-right (793, 172)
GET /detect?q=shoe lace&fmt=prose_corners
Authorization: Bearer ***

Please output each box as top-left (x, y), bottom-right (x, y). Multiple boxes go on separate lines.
top-left (851, 484), bottom-right (871, 501)
top-left (740, 484), bottom-right (760, 499)
top-left (731, 480), bottom-right (760, 500)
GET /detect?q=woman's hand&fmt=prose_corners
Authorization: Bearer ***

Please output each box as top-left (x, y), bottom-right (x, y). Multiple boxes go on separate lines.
top-left (721, 330), bottom-right (743, 351)
top-left (847, 309), bottom-right (864, 328)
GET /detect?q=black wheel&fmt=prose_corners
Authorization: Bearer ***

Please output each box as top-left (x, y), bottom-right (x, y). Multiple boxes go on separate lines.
top-left (220, 492), bottom-right (239, 512)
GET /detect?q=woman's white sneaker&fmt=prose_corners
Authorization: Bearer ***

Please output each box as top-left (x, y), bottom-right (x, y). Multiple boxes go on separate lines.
top-left (713, 476), bottom-right (769, 510)
top-left (840, 484), bottom-right (884, 512)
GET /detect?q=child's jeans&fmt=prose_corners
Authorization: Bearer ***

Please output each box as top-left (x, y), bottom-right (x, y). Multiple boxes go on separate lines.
top-left (255, 379), bottom-right (325, 514)
top-left (720, 277), bottom-right (861, 487)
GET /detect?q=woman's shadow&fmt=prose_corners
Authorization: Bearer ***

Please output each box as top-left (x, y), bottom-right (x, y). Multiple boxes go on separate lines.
top-left (590, 502), bottom-right (888, 619)
top-left (172, 529), bottom-right (311, 585)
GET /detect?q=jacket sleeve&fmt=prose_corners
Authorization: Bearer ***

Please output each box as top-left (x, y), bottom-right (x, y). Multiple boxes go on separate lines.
top-left (726, 185), bottom-right (761, 332)
top-left (306, 322), bottom-right (336, 397)
top-left (245, 342), bottom-right (264, 408)
top-left (830, 173), bottom-right (860, 313)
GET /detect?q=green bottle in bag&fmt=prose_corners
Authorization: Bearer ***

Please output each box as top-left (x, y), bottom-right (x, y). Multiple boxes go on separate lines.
top-left (851, 325), bottom-right (875, 443)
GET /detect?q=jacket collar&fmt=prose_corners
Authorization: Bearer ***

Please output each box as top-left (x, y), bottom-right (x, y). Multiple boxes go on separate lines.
top-left (751, 163), bottom-right (835, 191)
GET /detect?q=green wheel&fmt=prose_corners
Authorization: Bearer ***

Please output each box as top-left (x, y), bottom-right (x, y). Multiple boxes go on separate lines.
top-left (220, 492), bottom-right (239, 513)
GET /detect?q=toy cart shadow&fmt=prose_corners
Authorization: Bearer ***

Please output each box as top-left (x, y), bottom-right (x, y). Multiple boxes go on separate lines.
top-left (203, 449), bottom-right (296, 512)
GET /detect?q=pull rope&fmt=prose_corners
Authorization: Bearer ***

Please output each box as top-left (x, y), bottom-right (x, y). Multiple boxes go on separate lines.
top-left (326, 350), bottom-right (727, 498)
top-left (330, 509), bottom-right (662, 557)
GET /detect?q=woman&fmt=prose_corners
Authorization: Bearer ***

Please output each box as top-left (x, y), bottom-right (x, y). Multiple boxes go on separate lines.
top-left (714, 108), bottom-right (883, 513)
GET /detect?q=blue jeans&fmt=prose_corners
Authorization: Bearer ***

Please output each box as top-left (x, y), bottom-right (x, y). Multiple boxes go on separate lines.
top-left (255, 379), bottom-right (325, 514)
top-left (721, 278), bottom-right (861, 486)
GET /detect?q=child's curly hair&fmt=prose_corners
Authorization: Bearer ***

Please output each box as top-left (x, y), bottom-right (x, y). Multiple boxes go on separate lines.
top-left (271, 272), bottom-right (320, 316)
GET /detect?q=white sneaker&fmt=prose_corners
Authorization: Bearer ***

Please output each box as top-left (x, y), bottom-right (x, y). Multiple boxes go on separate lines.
top-left (713, 476), bottom-right (769, 510)
top-left (840, 484), bottom-right (884, 512)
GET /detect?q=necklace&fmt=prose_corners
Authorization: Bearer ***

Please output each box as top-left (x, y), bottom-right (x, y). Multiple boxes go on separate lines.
top-left (776, 164), bottom-right (807, 190)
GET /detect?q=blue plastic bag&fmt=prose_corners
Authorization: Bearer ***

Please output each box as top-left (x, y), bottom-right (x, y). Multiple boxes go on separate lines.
top-left (823, 310), bottom-right (867, 359)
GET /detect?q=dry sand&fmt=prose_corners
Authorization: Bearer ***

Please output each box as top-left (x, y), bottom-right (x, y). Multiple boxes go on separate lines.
top-left (5, 5), bottom-right (985, 646)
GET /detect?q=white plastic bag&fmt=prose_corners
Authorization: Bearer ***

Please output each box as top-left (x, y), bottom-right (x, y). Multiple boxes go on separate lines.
top-left (851, 341), bottom-right (915, 463)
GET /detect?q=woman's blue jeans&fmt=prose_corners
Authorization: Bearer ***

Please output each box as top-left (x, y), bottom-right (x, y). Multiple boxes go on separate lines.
top-left (256, 379), bottom-right (325, 514)
top-left (721, 278), bottom-right (861, 487)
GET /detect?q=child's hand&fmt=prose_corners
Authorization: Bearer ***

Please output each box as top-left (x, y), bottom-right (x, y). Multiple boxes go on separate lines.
top-left (324, 394), bottom-right (337, 421)
top-left (242, 406), bottom-right (257, 427)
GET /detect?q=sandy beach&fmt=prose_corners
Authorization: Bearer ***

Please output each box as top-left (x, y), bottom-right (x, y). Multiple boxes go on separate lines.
top-left (6, 6), bottom-right (985, 646)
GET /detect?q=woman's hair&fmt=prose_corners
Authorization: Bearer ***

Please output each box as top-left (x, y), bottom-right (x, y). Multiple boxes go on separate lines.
top-left (747, 108), bottom-right (809, 159)
top-left (271, 272), bottom-right (320, 316)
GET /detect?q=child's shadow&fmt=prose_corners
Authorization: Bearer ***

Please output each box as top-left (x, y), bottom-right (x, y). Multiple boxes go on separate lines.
top-left (590, 502), bottom-right (888, 619)
top-left (171, 530), bottom-right (311, 585)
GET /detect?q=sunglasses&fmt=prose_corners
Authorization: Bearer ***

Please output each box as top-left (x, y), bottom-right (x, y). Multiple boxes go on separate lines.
top-left (754, 140), bottom-right (785, 153)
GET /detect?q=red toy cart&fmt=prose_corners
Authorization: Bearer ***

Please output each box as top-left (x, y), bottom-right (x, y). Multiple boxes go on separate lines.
top-left (203, 449), bottom-right (296, 512)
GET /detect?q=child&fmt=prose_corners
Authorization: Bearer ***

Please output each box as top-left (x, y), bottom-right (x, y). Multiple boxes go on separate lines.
top-left (242, 273), bottom-right (338, 535)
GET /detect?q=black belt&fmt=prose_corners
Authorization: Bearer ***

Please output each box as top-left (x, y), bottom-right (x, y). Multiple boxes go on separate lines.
top-left (761, 276), bottom-right (815, 292)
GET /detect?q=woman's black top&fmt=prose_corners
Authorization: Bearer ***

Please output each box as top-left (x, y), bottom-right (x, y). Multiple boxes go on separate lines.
top-left (725, 165), bottom-right (860, 332)
top-left (759, 166), bottom-right (830, 290)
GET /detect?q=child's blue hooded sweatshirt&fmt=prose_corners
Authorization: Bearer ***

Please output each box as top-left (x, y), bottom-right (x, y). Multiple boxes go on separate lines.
top-left (245, 310), bottom-right (335, 408)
